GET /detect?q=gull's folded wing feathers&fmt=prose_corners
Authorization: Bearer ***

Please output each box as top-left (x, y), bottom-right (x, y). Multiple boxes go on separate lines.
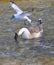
top-left (10, 1), bottom-right (23, 14)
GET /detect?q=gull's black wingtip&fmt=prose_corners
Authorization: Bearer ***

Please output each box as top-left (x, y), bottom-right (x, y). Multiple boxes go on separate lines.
top-left (10, 0), bottom-right (14, 3)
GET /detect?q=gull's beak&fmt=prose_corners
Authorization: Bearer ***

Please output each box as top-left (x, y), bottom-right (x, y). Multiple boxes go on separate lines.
top-left (14, 33), bottom-right (18, 42)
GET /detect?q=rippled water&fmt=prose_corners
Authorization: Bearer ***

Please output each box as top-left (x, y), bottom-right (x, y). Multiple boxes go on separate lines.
top-left (0, 1), bottom-right (54, 65)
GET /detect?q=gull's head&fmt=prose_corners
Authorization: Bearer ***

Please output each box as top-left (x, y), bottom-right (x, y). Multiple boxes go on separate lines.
top-left (11, 15), bottom-right (15, 20)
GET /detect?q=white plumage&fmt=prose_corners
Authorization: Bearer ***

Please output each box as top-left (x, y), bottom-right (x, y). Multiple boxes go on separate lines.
top-left (14, 18), bottom-right (43, 41)
top-left (10, 1), bottom-right (32, 23)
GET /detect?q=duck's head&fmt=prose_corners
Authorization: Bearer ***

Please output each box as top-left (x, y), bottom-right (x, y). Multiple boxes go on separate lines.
top-left (14, 28), bottom-right (25, 41)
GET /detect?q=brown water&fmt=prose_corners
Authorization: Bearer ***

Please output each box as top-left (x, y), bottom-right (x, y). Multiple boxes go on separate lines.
top-left (0, 1), bottom-right (54, 65)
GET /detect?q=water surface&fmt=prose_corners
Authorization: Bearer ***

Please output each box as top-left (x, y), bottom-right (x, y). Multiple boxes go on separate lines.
top-left (0, 1), bottom-right (54, 65)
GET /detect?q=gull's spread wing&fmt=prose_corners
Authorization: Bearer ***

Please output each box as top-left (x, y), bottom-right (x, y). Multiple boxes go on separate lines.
top-left (10, 1), bottom-right (23, 14)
